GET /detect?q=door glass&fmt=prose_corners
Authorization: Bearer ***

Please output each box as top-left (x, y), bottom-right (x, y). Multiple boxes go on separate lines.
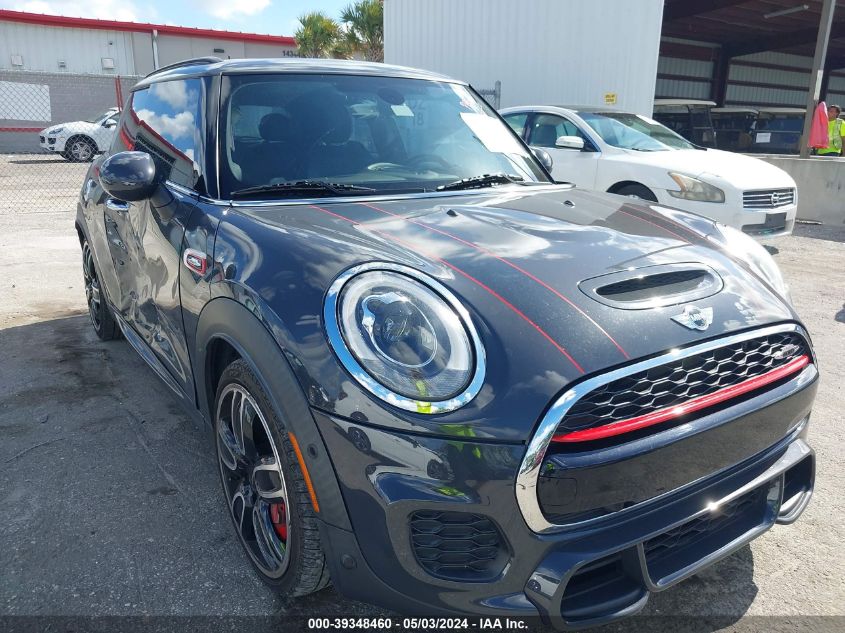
top-left (119, 79), bottom-right (205, 190)
top-left (528, 114), bottom-right (589, 148)
top-left (503, 113), bottom-right (528, 138)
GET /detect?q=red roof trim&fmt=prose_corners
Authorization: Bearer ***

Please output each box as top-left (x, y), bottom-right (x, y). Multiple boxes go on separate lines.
top-left (0, 9), bottom-right (296, 46)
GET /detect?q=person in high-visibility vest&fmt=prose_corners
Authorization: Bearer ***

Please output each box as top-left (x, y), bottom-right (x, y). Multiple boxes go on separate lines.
top-left (818, 104), bottom-right (845, 156)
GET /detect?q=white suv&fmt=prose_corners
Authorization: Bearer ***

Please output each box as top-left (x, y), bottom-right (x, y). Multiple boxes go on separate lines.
top-left (501, 105), bottom-right (798, 238)
top-left (38, 108), bottom-right (120, 162)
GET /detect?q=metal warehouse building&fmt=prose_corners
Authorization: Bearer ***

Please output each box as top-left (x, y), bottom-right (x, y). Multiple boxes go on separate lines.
top-left (0, 10), bottom-right (297, 152)
top-left (658, 0), bottom-right (845, 107)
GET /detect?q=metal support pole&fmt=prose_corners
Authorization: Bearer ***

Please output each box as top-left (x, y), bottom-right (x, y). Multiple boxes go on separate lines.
top-left (800, 0), bottom-right (837, 158)
top-left (152, 29), bottom-right (160, 71)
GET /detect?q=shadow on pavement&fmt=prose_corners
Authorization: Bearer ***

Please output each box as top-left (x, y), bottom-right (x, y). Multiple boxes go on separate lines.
top-left (0, 315), bottom-right (759, 627)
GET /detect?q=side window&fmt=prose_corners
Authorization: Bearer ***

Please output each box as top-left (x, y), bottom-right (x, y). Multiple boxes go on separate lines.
top-left (503, 113), bottom-right (528, 139)
top-left (529, 114), bottom-right (594, 150)
top-left (121, 79), bottom-right (204, 190)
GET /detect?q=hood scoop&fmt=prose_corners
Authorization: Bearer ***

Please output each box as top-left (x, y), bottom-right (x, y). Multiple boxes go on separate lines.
top-left (580, 263), bottom-right (723, 310)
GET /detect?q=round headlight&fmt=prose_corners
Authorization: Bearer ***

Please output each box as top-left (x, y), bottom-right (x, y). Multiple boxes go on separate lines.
top-left (325, 263), bottom-right (485, 413)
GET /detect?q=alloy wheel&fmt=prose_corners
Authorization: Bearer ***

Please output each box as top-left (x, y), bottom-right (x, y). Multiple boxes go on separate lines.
top-left (82, 242), bottom-right (102, 332)
top-left (70, 139), bottom-right (93, 161)
top-left (216, 384), bottom-right (291, 578)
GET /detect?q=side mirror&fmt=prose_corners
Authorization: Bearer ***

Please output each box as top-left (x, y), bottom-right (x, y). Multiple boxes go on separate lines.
top-left (99, 151), bottom-right (157, 202)
top-left (555, 135), bottom-right (585, 150)
top-left (531, 147), bottom-right (554, 172)
top-left (103, 119), bottom-right (117, 128)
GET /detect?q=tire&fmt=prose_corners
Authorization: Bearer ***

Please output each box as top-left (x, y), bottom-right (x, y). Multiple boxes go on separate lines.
top-left (613, 183), bottom-right (658, 202)
top-left (214, 359), bottom-right (330, 596)
top-left (81, 239), bottom-right (120, 340)
top-left (66, 136), bottom-right (97, 162)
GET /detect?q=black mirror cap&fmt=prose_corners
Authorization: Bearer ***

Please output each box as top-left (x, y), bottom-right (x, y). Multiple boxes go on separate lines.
top-left (531, 146), bottom-right (554, 173)
top-left (99, 151), bottom-right (157, 202)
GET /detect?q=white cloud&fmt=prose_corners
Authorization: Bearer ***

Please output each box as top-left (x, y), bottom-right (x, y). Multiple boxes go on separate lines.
top-left (150, 81), bottom-right (189, 110)
top-left (136, 108), bottom-right (194, 141)
top-left (189, 0), bottom-right (270, 20)
top-left (10, 0), bottom-right (153, 22)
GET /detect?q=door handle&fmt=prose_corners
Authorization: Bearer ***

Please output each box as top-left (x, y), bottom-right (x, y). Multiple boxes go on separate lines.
top-left (105, 198), bottom-right (130, 212)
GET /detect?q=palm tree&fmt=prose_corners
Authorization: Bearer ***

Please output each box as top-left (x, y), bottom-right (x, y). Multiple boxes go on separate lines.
top-left (340, 0), bottom-right (384, 62)
top-left (294, 12), bottom-right (341, 59)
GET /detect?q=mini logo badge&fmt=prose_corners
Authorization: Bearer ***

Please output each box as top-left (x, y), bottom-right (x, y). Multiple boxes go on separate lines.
top-left (771, 192), bottom-right (780, 206)
top-left (672, 305), bottom-right (714, 331)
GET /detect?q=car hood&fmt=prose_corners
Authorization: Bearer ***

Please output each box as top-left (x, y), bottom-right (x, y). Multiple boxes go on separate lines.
top-left (227, 185), bottom-right (797, 440)
top-left (41, 120), bottom-right (99, 135)
top-left (611, 147), bottom-right (796, 190)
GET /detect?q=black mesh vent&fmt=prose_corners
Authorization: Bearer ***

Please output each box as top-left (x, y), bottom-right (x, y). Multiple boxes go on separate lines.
top-left (643, 489), bottom-right (761, 563)
top-left (596, 269), bottom-right (709, 302)
top-left (557, 331), bottom-right (809, 437)
top-left (410, 511), bottom-right (507, 581)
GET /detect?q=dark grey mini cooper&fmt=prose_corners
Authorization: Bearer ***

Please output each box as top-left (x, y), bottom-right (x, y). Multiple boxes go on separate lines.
top-left (76, 57), bottom-right (817, 628)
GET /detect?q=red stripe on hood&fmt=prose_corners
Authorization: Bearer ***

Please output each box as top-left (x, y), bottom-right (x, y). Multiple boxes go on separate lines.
top-left (308, 204), bottom-right (585, 374)
top-left (359, 201), bottom-right (630, 360)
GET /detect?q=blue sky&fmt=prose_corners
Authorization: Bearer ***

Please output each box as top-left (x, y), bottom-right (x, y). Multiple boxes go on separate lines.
top-left (1, 0), bottom-right (353, 36)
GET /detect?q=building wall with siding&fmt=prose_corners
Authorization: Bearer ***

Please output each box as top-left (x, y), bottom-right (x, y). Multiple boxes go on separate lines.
top-left (0, 21), bottom-right (136, 75)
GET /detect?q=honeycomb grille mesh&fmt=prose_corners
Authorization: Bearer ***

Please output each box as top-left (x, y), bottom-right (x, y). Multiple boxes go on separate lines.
top-left (410, 511), bottom-right (505, 580)
top-left (644, 488), bottom-right (761, 562)
top-left (557, 331), bottom-right (808, 436)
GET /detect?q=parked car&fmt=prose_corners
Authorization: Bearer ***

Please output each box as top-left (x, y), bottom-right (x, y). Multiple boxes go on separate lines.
top-left (77, 58), bottom-right (817, 629)
top-left (501, 105), bottom-right (798, 237)
top-left (747, 107), bottom-right (805, 155)
top-left (38, 107), bottom-right (119, 161)
top-left (711, 107), bottom-right (758, 152)
top-left (653, 99), bottom-right (717, 147)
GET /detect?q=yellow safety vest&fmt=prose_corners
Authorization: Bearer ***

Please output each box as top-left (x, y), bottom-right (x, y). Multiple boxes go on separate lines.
top-left (818, 119), bottom-right (845, 154)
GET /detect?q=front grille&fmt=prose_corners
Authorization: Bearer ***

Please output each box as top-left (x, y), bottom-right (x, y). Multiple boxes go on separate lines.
top-left (410, 510), bottom-right (507, 581)
top-left (743, 188), bottom-right (795, 209)
top-left (556, 331), bottom-right (809, 438)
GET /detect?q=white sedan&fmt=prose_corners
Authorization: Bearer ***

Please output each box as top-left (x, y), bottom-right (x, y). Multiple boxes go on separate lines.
top-left (38, 108), bottom-right (120, 162)
top-left (500, 105), bottom-right (797, 238)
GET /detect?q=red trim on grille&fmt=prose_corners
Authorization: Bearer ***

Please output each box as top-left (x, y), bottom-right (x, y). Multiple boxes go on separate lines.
top-left (552, 354), bottom-right (810, 443)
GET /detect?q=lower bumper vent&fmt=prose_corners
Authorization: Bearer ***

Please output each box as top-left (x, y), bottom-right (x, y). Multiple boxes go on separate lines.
top-left (410, 510), bottom-right (507, 581)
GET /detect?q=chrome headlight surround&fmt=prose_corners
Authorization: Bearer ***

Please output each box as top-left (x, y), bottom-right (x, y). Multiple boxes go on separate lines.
top-left (324, 262), bottom-right (486, 414)
top-left (668, 172), bottom-right (725, 203)
top-left (709, 223), bottom-right (791, 302)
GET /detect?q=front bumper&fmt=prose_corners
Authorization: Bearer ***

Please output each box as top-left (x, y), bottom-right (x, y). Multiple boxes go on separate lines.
top-left (39, 136), bottom-right (65, 152)
top-left (652, 191), bottom-right (797, 239)
top-left (311, 360), bottom-right (816, 628)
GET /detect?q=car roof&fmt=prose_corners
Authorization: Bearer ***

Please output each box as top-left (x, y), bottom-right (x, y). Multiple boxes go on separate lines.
top-left (132, 57), bottom-right (459, 91)
top-left (499, 105), bottom-right (626, 115)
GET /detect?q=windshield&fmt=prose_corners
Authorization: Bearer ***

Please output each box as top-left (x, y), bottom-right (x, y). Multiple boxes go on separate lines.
top-left (84, 110), bottom-right (114, 124)
top-left (579, 112), bottom-right (697, 151)
top-left (219, 73), bottom-right (547, 197)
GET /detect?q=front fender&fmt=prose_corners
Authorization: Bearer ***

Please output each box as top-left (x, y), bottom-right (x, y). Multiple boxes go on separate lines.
top-left (194, 296), bottom-right (351, 531)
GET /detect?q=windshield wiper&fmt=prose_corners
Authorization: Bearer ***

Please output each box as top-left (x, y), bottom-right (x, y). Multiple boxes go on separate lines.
top-left (230, 180), bottom-right (376, 199)
top-left (436, 173), bottom-right (524, 192)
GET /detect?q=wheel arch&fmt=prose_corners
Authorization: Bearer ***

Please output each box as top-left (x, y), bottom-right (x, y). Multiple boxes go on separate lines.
top-left (195, 296), bottom-right (351, 531)
top-left (607, 180), bottom-right (649, 195)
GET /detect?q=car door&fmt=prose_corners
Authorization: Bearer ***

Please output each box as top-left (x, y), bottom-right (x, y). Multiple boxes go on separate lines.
top-left (93, 113), bottom-right (119, 152)
top-left (526, 113), bottom-right (600, 187)
top-left (100, 78), bottom-right (207, 395)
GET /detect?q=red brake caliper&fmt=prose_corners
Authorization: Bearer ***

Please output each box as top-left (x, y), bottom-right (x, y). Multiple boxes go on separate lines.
top-left (270, 502), bottom-right (288, 541)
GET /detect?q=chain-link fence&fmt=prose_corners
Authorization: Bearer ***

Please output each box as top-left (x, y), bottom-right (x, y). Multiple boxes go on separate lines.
top-left (0, 71), bottom-right (140, 213)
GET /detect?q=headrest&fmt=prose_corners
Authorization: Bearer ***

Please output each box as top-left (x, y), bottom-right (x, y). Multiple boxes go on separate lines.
top-left (259, 113), bottom-right (292, 142)
top-left (289, 90), bottom-right (353, 144)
